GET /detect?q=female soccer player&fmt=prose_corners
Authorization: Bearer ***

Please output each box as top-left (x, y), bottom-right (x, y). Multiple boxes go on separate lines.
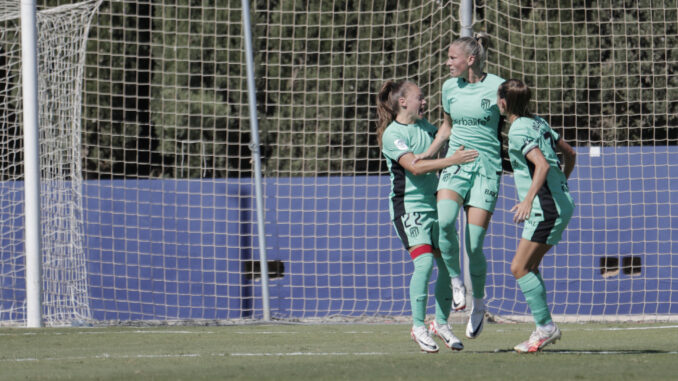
top-left (377, 80), bottom-right (478, 353)
top-left (416, 33), bottom-right (505, 339)
top-left (497, 79), bottom-right (576, 353)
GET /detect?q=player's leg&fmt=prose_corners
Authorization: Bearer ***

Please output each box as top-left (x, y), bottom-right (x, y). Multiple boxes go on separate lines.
top-left (512, 239), bottom-right (561, 353)
top-left (436, 189), bottom-right (467, 311)
top-left (512, 239), bottom-right (552, 325)
top-left (424, 214), bottom-right (454, 329)
top-left (409, 248), bottom-right (438, 352)
top-left (463, 173), bottom-right (500, 339)
top-left (437, 189), bottom-right (463, 277)
top-left (395, 212), bottom-right (440, 353)
top-left (410, 249), bottom-right (434, 327)
top-left (464, 206), bottom-right (492, 338)
top-left (437, 165), bottom-right (473, 312)
top-left (431, 253), bottom-right (464, 350)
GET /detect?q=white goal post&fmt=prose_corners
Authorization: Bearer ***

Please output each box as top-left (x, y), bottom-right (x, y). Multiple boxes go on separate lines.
top-left (0, 0), bottom-right (102, 326)
top-left (0, 0), bottom-right (675, 326)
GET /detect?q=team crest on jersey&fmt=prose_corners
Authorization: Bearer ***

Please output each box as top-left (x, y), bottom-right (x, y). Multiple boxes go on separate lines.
top-left (481, 98), bottom-right (491, 110)
top-left (394, 139), bottom-right (409, 150)
top-left (409, 226), bottom-right (419, 238)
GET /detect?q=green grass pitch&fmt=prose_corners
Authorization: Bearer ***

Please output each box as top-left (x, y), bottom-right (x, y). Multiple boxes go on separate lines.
top-left (1, 322), bottom-right (676, 380)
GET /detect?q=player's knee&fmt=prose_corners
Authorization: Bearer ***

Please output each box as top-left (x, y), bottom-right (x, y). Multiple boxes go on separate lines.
top-left (437, 213), bottom-right (456, 232)
top-left (510, 262), bottom-right (528, 278)
top-left (437, 200), bottom-right (460, 231)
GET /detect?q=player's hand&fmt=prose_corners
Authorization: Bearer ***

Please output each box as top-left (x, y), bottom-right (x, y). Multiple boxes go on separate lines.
top-left (510, 200), bottom-right (532, 223)
top-left (450, 145), bottom-right (478, 164)
top-left (411, 153), bottom-right (428, 165)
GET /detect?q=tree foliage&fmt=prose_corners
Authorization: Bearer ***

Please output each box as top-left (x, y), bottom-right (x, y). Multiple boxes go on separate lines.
top-left (25, 0), bottom-right (678, 179)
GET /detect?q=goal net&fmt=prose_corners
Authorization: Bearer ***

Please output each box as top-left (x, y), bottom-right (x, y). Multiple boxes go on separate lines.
top-left (0, 0), bottom-right (101, 326)
top-left (1, 0), bottom-right (675, 326)
top-left (476, 0), bottom-right (677, 322)
top-left (239, 0), bottom-right (676, 323)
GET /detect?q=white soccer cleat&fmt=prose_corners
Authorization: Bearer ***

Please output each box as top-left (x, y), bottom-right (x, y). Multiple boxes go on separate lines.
top-left (411, 325), bottom-right (439, 353)
top-left (514, 325), bottom-right (562, 353)
top-left (452, 283), bottom-right (467, 311)
top-left (465, 305), bottom-right (485, 339)
top-left (428, 321), bottom-right (463, 351)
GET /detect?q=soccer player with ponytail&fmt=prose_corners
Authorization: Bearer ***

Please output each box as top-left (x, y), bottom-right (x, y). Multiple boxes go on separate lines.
top-left (376, 80), bottom-right (478, 353)
top-left (416, 33), bottom-right (505, 340)
top-left (497, 79), bottom-right (576, 352)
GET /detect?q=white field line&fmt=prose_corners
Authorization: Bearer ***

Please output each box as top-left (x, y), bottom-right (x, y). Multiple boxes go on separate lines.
top-left (3, 349), bottom-right (678, 363)
top-left (233, 331), bottom-right (373, 334)
top-left (0, 330), bottom-right (214, 336)
top-left (0, 330), bottom-right (373, 337)
top-left (497, 325), bottom-right (678, 333)
top-left (0, 351), bottom-right (392, 363)
top-left (77, 330), bottom-right (214, 335)
top-left (584, 325), bottom-right (678, 331)
top-left (229, 352), bottom-right (389, 356)
top-left (552, 351), bottom-right (678, 355)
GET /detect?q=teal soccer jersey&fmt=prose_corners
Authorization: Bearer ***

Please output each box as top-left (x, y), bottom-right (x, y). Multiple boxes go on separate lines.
top-left (508, 116), bottom-right (575, 244)
top-left (508, 116), bottom-right (568, 200)
top-left (442, 73), bottom-right (505, 177)
top-left (381, 119), bottom-right (438, 219)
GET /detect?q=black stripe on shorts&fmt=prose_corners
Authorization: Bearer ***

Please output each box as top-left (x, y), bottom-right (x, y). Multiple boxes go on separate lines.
top-left (531, 183), bottom-right (559, 243)
top-left (393, 216), bottom-right (410, 249)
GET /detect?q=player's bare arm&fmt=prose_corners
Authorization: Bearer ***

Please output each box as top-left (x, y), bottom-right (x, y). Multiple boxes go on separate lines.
top-left (556, 138), bottom-right (576, 179)
top-left (412, 113), bottom-right (452, 164)
top-left (399, 145), bottom-right (477, 176)
top-left (510, 147), bottom-right (549, 223)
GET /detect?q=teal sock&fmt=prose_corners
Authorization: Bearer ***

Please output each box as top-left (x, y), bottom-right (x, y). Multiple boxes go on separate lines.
top-left (437, 199), bottom-right (462, 278)
top-left (517, 271), bottom-right (553, 326)
top-left (434, 256), bottom-right (452, 324)
top-left (410, 253), bottom-right (434, 327)
top-left (465, 223), bottom-right (487, 299)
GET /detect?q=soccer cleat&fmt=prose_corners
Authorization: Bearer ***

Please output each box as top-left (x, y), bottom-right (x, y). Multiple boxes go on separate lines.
top-left (411, 325), bottom-right (439, 353)
top-left (514, 325), bottom-right (562, 353)
top-left (429, 321), bottom-right (463, 351)
top-left (465, 306), bottom-right (485, 339)
top-left (452, 283), bottom-right (467, 311)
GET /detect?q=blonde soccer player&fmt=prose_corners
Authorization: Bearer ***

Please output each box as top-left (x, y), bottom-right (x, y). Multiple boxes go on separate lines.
top-left (376, 80), bottom-right (478, 353)
top-left (416, 33), bottom-right (505, 340)
top-left (497, 78), bottom-right (576, 353)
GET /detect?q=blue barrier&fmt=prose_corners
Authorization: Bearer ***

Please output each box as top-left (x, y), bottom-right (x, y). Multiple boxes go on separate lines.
top-left (2, 146), bottom-right (677, 321)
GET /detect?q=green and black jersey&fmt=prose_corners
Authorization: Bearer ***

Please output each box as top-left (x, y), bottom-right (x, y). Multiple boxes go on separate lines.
top-left (381, 119), bottom-right (438, 220)
top-left (508, 115), bottom-right (568, 202)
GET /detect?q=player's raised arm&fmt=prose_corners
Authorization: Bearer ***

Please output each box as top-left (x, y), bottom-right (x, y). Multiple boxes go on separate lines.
top-left (412, 113), bottom-right (452, 163)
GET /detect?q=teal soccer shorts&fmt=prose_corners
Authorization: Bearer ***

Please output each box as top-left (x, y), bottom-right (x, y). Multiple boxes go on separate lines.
top-left (392, 211), bottom-right (439, 250)
top-left (521, 192), bottom-right (575, 245)
top-left (438, 162), bottom-right (501, 213)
